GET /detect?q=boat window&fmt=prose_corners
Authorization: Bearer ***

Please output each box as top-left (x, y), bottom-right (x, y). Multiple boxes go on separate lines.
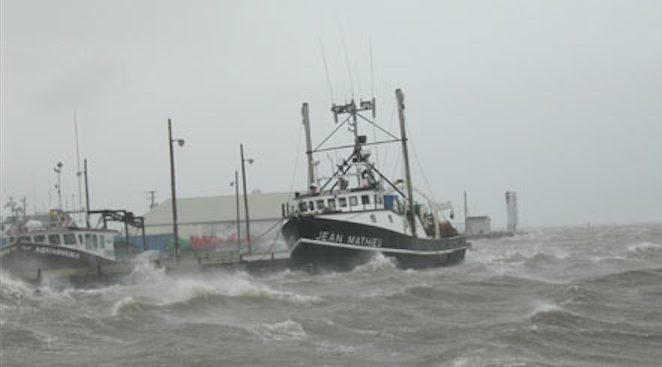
top-left (377, 196), bottom-right (383, 205)
top-left (34, 235), bottom-right (46, 243)
top-left (339, 197), bottom-right (347, 208)
top-left (370, 214), bottom-right (377, 223)
top-left (19, 236), bottom-right (31, 242)
top-left (327, 199), bottom-right (336, 210)
top-left (9, 237), bottom-right (16, 243)
top-left (299, 201), bottom-right (308, 212)
top-left (78, 234), bottom-right (83, 244)
top-left (361, 195), bottom-right (370, 205)
top-left (316, 200), bottom-right (325, 210)
top-left (99, 235), bottom-right (106, 249)
top-left (48, 234), bottom-right (61, 244)
top-left (388, 214), bottom-right (394, 223)
top-left (85, 233), bottom-right (94, 249)
top-left (308, 201), bottom-right (315, 211)
top-left (349, 196), bottom-right (358, 207)
top-left (63, 234), bottom-right (77, 245)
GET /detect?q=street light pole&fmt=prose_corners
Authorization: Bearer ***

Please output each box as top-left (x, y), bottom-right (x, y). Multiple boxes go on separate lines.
top-left (54, 162), bottom-right (63, 210)
top-left (168, 118), bottom-right (185, 261)
top-left (232, 170), bottom-right (241, 252)
top-left (240, 143), bottom-right (253, 255)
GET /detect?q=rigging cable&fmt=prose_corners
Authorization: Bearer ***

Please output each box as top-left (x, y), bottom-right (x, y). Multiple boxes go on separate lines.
top-left (288, 123), bottom-right (304, 193)
top-left (337, 17), bottom-right (355, 100)
top-left (369, 37), bottom-right (380, 170)
top-left (381, 98), bottom-right (398, 174)
top-left (406, 121), bottom-right (437, 203)
top-left (318, 39), bottom-right (335, 105)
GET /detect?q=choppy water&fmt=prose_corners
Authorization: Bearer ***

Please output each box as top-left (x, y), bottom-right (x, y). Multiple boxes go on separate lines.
top-left (1, 224), bottom-right (661, 367)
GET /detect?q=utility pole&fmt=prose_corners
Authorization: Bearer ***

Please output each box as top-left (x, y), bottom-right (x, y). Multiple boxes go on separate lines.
top-left (233, 170), bottom-right (241, 251)
top-left (54, 162), bottom-right (63, 210)
top-left (168, 118), bottom-right (185, 261)
top-left (395, 88), bottom-right (417, 238)
top-left (240, 143), bottom-right (253, 255)
top-left (21, 197), bottom-right (27, 221)
top-left (147, 190), bottom-right (157, 209)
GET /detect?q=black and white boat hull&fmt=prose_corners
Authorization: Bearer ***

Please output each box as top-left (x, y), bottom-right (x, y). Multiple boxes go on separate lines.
top-left (282, 215), bottom-right (467, 271)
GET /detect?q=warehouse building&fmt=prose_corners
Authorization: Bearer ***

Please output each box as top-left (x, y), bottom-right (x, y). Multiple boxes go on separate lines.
top-left (141, 191), bottom-right (292, 255)
top-left (465, 216), bottom-right (491, 237)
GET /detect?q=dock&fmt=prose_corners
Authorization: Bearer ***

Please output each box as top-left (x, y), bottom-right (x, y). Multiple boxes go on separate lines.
top-left (153, 250), bottom-right (292, 275)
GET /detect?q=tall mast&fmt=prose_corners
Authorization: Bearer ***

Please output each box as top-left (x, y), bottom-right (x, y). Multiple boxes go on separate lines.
top-left (302, 103), bottom-right (316, 192)
top-left (74, 112), bottom-right (83, 217)
top-left (395, 88), bottom-right (416, 237)
top-left (84, 159), bottom-right (91, 227)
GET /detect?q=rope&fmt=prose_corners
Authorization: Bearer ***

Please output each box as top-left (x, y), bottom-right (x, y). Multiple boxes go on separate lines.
top-left (406, 122), bottom-right (437, 203)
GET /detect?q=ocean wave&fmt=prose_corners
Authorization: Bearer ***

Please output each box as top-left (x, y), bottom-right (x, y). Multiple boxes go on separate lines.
top-left (315, 340), bottom-right (358, 355)
top-left (0, 272), bottom-right (34, 303)
top-left (626, 241), bottom-right (662, 257)
top-left (352, 253), bottom-right (398, 273)
top-left (582, 267), bottom-right (662, 287)
top-left (106, 271), bottom-right (322, 315)
top-left (254, 319), bottom-right (307, 342)
top-left (526, 301), bottom-right (587, 329)
top-left (560, 284), bottom-right (602, 306)
top-left (110, 296), bottom-right (144, 316)
top-left (121, 258), bottom-right (169, 285)
top-left (468, 247), bottom-right (570, 269)
top-left (528, 301), bottom-right (563, 318)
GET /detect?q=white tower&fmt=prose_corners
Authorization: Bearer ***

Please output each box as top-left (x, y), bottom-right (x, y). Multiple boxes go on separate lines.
top-left (505, 191), bottom-right (518, 234)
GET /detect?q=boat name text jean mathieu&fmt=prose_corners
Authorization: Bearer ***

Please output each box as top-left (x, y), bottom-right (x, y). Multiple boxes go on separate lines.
top-left (315, 230), bottom-right (383, 248)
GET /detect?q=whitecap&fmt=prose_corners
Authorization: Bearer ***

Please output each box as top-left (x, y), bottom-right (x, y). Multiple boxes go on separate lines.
top-left (110, 296), bottom-right (143, 316)
top-left (627, 241), bottom-right (662, 253)
top-left (352, 253), bottom-right (398, 273)
top-left (527, 300), bottom-right (563, 318)
top-left (254, 319), bottom-right (307, 342)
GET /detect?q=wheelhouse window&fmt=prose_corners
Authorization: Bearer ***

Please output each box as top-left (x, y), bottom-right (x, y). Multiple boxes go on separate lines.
top-left (99, 235), bottom-right (106, 249)
top-left (339, 197), bottom-right (348, 208)
top-left (48, 234), bottom-right (61, 245)
top-left (349, 196), bottom-right (358, 207)
top-left (308, 201), bottom-right (315, 211)
top-left (361, 195), bottom-right (370, 205)
top-left (299, 201), bottom-right (308, 212)
top-left (63, 234), bottom-right (77, 246)
top-left (85, 233), bottom-right (98, 250)
top-left (316, 200), bottom-right (325, 210)
top-left (34, 235), bottom-right (46, 243)
top-left (19, 236), bottom-right (31, 243)
top-left (327, 199), bottom-right (336, 210)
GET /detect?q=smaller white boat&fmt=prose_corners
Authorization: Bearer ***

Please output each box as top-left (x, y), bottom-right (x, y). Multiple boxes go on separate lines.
top-left (1, 209), bottom-right (123, 281)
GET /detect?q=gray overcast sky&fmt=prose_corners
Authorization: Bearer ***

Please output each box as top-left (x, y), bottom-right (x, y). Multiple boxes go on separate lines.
top-left (2, 0), bottom-right (661, 228)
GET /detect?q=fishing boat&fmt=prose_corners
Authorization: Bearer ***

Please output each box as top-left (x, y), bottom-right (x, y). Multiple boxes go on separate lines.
top-left (0, 209), bottom-right (124, 281)
top-left (281, 89), bottom-right (468, 271)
